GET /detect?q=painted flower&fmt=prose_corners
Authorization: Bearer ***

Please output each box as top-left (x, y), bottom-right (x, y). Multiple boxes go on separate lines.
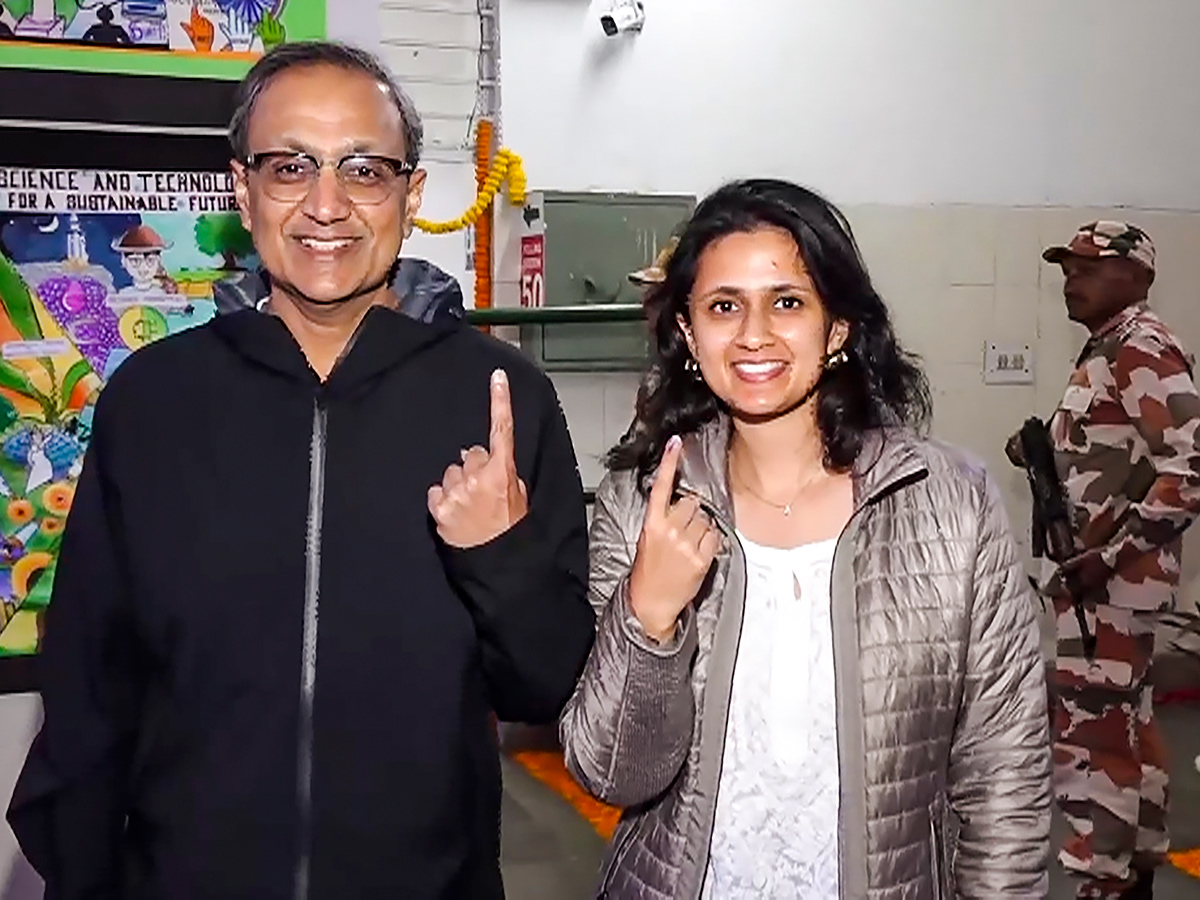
top-left (7, 499), bottom-right (33, 526)
top-left (42, 482), bottom-right (75, 515)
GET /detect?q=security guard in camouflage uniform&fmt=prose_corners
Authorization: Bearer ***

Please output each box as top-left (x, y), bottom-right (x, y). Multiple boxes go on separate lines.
top-left (1040, 222), bottom-right (1200, 898)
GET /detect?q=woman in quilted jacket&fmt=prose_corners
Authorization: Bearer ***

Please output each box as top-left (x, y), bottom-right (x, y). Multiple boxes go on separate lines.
top-left (559, 178), bottom-right (1052, 899)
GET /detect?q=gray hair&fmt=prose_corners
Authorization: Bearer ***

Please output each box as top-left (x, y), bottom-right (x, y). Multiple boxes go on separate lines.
top-left (228, 41), bottom-right (424, 167)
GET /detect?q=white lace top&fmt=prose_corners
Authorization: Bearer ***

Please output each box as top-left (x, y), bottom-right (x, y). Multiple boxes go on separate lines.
top-left (700, 534), bottom-right (841, 900)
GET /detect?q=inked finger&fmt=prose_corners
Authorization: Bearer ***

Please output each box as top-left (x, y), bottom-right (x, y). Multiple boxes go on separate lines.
top-left (488, 369), bottom-right (516, 469)
top-left (647, 434), bottom-right (683, 520)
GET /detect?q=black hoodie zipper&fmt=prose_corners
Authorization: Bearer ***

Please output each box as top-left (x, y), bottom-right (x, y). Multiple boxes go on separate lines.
top-left (294, 394), bottom-right (327, 900)
top-left (273, 303), bottom-right (446, 898)
top-left (290, 315), bottom-right (369, 900)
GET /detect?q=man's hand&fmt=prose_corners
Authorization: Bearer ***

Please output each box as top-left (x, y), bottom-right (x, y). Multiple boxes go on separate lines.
top-left (1004, 430), bottom-right (1026, 468)
top-left (428, 369), bottom-right (529, 548)
top-left (1059, 548), bottom-right (1110, 592)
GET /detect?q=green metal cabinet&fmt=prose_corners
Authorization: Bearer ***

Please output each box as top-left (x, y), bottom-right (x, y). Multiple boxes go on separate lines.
top-left (519, 191), bottom-right (695, 371)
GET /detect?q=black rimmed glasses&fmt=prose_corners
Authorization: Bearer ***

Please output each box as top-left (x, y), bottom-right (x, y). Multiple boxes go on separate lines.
top-left (244, 151), bottom-right (416, 205)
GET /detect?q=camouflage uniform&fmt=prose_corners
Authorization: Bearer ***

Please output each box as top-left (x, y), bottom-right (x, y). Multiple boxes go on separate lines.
top-left (1042, 222), bottom-right (1200, 897)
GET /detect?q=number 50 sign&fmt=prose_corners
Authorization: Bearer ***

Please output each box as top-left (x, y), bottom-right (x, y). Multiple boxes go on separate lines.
top-left (520, 234), bottom-right (545, 308)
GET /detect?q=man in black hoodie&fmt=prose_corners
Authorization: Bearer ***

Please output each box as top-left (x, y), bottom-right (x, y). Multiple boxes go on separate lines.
top-left (8, 41), bottom-right (595, 900)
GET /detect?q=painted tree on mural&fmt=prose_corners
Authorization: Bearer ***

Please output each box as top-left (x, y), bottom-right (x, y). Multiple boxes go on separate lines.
top-left (195, 214), bottom-right (255, 271)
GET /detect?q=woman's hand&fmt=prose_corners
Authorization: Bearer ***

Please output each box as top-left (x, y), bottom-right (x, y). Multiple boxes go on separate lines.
top-left (628, 436), bottom-right (721, 641)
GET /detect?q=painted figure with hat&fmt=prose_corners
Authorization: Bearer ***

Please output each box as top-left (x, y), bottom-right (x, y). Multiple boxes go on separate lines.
top-left (1026, 221), bottom-right (1200, 898)
top-left (110, 223), bottom-right (180, 305)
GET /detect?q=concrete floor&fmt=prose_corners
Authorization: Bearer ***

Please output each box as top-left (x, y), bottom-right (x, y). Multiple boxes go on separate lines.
top-left (499, 702), bottom-right (1200, 899)
top-left (499, 755), bottom-right (605, 898)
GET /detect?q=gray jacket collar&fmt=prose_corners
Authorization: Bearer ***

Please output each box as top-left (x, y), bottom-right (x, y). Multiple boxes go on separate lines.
top-left (676, 414), bottom-right (929, 523)
top-left (211, 258), bottom-right (466, 325)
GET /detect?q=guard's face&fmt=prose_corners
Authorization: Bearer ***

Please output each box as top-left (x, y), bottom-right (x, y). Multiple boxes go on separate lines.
top-left (1061, 255), bottom-right (1149, 330)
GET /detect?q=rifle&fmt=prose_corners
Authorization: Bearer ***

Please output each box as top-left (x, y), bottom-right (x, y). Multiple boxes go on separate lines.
top-left (1006, 417), bottom-right (1097, 660)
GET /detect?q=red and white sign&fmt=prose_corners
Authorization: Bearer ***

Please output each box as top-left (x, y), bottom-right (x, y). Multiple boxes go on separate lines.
top-left (520, 234), bottom-right (545, 308)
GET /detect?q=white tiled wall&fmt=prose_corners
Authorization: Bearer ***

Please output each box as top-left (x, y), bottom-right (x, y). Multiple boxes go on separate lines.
top-left (546, 203), bottom-right (1200, 612)
top-left (546, 371), bottom-right (642, 492)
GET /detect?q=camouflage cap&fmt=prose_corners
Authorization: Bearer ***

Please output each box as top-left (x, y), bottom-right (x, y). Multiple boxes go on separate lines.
top-left (628, 235), bottom-right (680, 287)
top-left (1042, 220), bottom-right (1155, 274)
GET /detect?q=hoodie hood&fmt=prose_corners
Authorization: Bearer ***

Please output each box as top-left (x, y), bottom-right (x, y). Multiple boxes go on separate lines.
top-left (210, 303), bottom-right (457, 401)
top-left (211, 258), bottom-right (467, 325)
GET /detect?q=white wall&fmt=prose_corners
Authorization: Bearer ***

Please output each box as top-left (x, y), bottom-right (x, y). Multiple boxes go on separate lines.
top-left (500, 0), bottom-right (1200, 208)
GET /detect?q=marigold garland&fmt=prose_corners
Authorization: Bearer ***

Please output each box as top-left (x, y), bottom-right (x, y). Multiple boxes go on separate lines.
top-left (413, 148), bottom-right (528, 234)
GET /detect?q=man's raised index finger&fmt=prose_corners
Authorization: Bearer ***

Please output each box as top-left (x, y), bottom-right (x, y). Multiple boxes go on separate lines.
top-left (488, 369), bottom-right (516, 466)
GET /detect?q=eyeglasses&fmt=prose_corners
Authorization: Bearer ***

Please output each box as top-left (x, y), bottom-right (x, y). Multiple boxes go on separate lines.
top-left (244, 151), bottom-right (415, 205)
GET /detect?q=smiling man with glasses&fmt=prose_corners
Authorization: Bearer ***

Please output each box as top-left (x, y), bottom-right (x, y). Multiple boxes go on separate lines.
top-left (8, 41), bottom-right (595, 900)
top-left (225, 41), bottom-right (430, 373)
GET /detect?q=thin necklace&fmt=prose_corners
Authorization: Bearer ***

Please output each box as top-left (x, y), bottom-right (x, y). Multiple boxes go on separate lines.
top-left (731, 460), bottom-right (818, 517)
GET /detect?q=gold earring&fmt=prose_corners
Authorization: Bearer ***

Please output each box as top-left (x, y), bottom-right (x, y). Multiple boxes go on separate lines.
top-left (824, 349), bottom-right (849, 370)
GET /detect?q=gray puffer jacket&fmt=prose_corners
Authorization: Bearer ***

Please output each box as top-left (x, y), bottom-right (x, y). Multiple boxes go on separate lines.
top-left (559, 418), bottom-right (1052, 899)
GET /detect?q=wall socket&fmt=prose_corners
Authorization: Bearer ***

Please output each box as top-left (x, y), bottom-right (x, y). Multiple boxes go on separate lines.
top-left (983, 341), bottom-right (1034, 384)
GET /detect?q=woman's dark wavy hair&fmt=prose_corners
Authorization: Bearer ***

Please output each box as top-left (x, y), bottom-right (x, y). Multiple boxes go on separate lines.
top-left (607, 178), bottom-right (931, 488)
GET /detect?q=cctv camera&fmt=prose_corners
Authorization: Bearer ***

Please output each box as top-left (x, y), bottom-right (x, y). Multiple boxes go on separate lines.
top-left (600, 0), bottom-right (644, 37)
